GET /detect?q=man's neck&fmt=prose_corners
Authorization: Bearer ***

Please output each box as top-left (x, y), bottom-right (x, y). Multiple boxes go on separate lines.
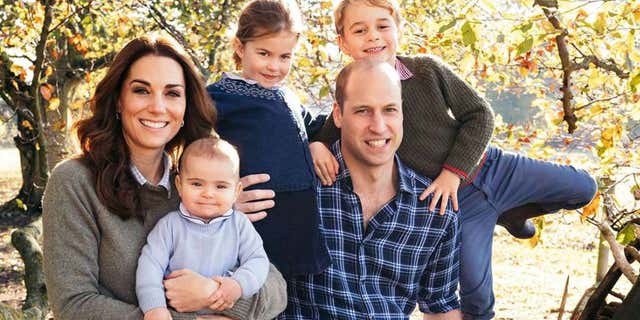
top-left (344, 156), bottom-right (398, 229)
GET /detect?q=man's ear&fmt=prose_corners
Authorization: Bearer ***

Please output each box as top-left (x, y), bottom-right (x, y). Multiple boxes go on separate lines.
top-left (332, 102), bottom-right (343, 129)
top-left (232, 37), bottom-right (244, 59)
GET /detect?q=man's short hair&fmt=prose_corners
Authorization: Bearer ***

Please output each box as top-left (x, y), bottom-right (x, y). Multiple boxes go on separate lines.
top-left (334, 59), bottom-right (401, 110)
top-left (179, 136), bottom-right (240, 177)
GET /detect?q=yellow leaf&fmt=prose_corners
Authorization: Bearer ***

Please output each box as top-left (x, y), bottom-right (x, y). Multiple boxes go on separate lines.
top-left (580, 191), bottom-right (600, 222)
top-left (320, 1), bottom-right (332, 10)
top-left (70, 99), bottom-right (85, 110)
top-left (44, 65), bottom-right (53, 77)
top-left (15, 198), bottom-right (27, 211)
top-left (518, 65), bottom-right (529, 77)
top-left (9, 63), bottom-right (25, 76)
top-left (48, 97), bottom-right (60, 111)
top-left (21, 120), bottom-right (33, 131)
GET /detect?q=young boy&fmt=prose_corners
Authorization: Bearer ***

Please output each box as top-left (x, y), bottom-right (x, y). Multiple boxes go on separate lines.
top-left (310, 1), bottom-right (597, 319)
top-left (136, 137), bottom-right (269, 320)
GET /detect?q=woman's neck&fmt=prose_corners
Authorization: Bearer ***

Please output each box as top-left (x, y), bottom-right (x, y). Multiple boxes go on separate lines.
top-left (129, 150), bottom-right (165, 185)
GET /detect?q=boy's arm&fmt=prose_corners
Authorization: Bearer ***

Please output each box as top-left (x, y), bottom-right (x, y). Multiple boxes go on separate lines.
top-left (136, 215), bottom-right (174, 314)
top-left (430, 57), bottom-right (494, 179)
top-left (417, 209), bottom-right (461, 315)
top-left (228, 212), bottom-right (270, 298)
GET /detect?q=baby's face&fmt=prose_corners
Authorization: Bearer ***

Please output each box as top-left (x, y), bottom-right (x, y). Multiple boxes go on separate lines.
top-left (176, 155), bottom-right (240, 221)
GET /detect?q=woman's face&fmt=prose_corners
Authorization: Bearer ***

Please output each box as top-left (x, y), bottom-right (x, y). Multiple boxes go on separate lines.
top-left (118, 55), bottom-right (186, 156)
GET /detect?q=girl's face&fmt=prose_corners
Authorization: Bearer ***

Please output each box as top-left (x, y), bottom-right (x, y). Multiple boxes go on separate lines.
top-left (235, 30), bottom-right (298, 88)
top-left (118, 55), bottom-right (186, 157)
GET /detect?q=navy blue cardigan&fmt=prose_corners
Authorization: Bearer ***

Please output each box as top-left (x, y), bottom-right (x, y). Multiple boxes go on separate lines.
top-left (207, 76), bottom-right (326, 192)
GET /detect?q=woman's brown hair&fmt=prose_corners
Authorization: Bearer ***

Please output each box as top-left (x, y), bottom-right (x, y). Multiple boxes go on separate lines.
top-left (233, 0), bottom-right (303, 69)
top-left (75, 35), bottom-right (216, 219)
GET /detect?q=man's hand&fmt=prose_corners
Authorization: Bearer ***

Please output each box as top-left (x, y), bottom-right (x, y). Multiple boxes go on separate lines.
top-left (164, 269), bottom-right (219, 312)
top-left (419, 169), bottom-right (460, 215)
top-left (309, 142), bottom-right (339, 186)
top-left (144, 307), bottom-right (172, 320)
top-left (208, 277), bottom-right (242, 311)
top-left (236, 174), bottom-right (275, 222)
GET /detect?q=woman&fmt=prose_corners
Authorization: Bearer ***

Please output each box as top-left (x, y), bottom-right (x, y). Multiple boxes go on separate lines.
top-left (42, 35), bottom-right (286, 320)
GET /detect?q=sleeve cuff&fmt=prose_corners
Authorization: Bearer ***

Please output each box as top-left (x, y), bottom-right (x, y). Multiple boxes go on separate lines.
top-left (442, 164), bottom-right (469, 180)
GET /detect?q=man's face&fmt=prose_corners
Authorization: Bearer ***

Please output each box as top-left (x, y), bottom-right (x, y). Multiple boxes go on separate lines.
top-left (334, 66), bottom-right (403, 172)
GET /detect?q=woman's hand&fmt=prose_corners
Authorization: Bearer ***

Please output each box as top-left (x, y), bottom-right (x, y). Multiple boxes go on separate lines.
top-left (164, 269), bottom-right (219, 312)
top-left (236, 174), bottom-right (275, 222)
top-left (419, 168), bottom-right (460, 215)
top-left (309, 142), bottom-right (339, 186)
top-left (209, 277), bottom-right (242, 311)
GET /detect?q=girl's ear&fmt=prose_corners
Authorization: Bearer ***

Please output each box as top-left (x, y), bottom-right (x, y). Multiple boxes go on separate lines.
top-left (232, 37), bottom-right (244, 59)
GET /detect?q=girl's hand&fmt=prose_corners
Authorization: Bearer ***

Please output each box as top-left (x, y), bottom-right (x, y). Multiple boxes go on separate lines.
top-left (144, 307), bottom-right (172, 320)
top-left (209, 277), bottom-right (242, 311)
top-left (164, 269), bottom-right (219, 312)
top-left (419, 169), bottom-right (460, 215)
top-left (309, 142), bottom-right (339, 186)
top-left (236, 174), bottom-right (275, 222)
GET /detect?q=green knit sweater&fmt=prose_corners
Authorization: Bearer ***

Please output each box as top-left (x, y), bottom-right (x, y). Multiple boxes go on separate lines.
top-left (315, 55), bottom-right (495, 180)
top-left (43, 159), bottom-right (286, 320)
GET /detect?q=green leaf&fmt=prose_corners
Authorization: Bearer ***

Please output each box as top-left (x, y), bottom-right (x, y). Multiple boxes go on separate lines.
top-left (519, 22), bottom-right (533, 33)
top-left (630, 72), bottom-right (640, 92)
top-left (516, 36), bottom-right (533, 56)
top-left (461, 21), bottom-right (477, 47)
top-left (319, 85), bottom-right (330, 98)
top-left (438, 19), bottom-right (457, 33)
top-left (616, 223), bottom-right (638, 246)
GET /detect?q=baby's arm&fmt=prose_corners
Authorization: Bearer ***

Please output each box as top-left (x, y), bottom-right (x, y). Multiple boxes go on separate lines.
top-left (136, 215), bottom-right (174, 315)
top-left (209, 212), bottom-right (271, 311)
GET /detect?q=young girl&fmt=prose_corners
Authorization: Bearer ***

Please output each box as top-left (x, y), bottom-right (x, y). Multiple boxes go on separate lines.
top-left (207, 0), bottom-right (330, 278)
top-left (309, 0), bottom-right (598, 319)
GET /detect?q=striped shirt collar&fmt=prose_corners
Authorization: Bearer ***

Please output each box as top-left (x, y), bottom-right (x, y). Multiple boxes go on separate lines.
top-left (178, 202), bottom-right (233, 225)
top-left (223, 72), bottom-right (284, 89)
top-left (130, 152), bottom-right (172, 196)
top-left (395, 58), bottom-right (414, 80)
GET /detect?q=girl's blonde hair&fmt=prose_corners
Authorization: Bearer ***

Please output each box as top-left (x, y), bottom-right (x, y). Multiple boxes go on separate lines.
top-left (333, 0), bottom-right (402, 35)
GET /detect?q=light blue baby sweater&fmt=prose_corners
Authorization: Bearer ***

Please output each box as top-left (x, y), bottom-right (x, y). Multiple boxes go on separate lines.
top-left (135, 207), bottom-right (269, 313)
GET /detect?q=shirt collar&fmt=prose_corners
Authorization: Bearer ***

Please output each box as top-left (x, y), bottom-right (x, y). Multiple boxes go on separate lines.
top-left (395, 58), bottom-right (414, 80)
top-left (223, 72), bottom-right (284, 89)
top-left (130, 152), bottom-right (172, 196)
top-left (330, 141), bottom-right (414, 195)
top-left (178, 202), bottom-right (234, 225)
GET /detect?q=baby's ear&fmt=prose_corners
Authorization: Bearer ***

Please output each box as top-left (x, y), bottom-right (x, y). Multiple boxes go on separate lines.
top-left (174, 175), bottom-right (183, 196)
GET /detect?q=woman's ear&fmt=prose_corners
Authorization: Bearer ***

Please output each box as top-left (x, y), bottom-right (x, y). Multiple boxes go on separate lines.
top-left (232, 37), bottom-right (244, 59)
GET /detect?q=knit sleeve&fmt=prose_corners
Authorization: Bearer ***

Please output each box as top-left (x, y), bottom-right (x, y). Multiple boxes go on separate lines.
top-left (135, 214), bottom-right (175, 313)
top-left (427, 56), bottom-right (494, 178)
top-left (230, 212), bottom-right (270, 298)
top-left (43, 160), bottom-right (197, 320)
top-left (42, 160), bottom-right (145, 320)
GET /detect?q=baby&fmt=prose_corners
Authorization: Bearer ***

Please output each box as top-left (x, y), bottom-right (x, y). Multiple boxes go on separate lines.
top-left (136, 137), bottom-right (269, 320)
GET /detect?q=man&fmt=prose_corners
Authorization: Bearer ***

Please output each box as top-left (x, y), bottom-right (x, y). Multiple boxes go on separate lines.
top-left (279, 60), bottom-right (462, 319)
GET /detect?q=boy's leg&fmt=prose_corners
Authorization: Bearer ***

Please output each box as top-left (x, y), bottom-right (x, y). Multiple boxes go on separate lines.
top-left (458, 183), bottom-right (500, 320)
top-left (481, 148), bottom-right (597, 221)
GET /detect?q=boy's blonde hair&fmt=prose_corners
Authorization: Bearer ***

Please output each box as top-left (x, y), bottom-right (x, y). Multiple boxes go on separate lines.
top-left (333, 0), bottom-right (402, 35)
top-left (179, 136), bottom-right (240, 178)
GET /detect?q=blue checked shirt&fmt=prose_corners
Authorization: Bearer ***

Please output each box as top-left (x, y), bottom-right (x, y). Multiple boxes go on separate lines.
top-left (280, 142), bottom-right (460, 320)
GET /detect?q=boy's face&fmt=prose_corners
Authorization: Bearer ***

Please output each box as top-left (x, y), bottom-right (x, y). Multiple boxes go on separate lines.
top-left (337, 2), bottom-right (399, 66)
top-left (176, 155), bottom-right (241, 221)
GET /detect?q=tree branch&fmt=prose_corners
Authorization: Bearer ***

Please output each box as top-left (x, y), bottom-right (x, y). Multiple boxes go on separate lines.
top-left (597, 221), bottom-right (638, 283)
top-left (625, 245), bottom-right (640, 263)
top-left (572, 55), bottom-right (630, 79)
top-left (141, 1), bottom-right (208, 77)
top-left (574, 93), bottom-right (625, 111)
top-left (48, 0), bottom-right (94, 33)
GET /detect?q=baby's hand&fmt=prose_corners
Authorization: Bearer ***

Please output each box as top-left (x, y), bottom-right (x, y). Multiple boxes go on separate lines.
top-left (144, 307), bottom-right (173, 320)
top-left (310, 142), bottom-right (339, 186)
top-left (419, 168), bottom-right (460, 215)
top-left (208, 277), bottom-right (242, 311)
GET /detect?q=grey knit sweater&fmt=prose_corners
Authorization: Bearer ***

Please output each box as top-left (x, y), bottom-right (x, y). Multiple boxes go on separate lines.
top-left (315, 55), bottom-right (495, 180)
top-left (43, 159), bottom-right (286, 320)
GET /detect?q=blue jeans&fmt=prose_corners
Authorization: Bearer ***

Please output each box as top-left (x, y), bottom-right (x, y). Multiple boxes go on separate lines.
top-left (457, 146), bottom-right (597, 320)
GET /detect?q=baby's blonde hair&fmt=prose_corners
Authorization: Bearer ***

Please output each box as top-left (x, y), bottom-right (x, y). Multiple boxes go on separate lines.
top-left (179, 136), bottom-right (240, 178)
top-left (333, 0), bottom-right (402, 35)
